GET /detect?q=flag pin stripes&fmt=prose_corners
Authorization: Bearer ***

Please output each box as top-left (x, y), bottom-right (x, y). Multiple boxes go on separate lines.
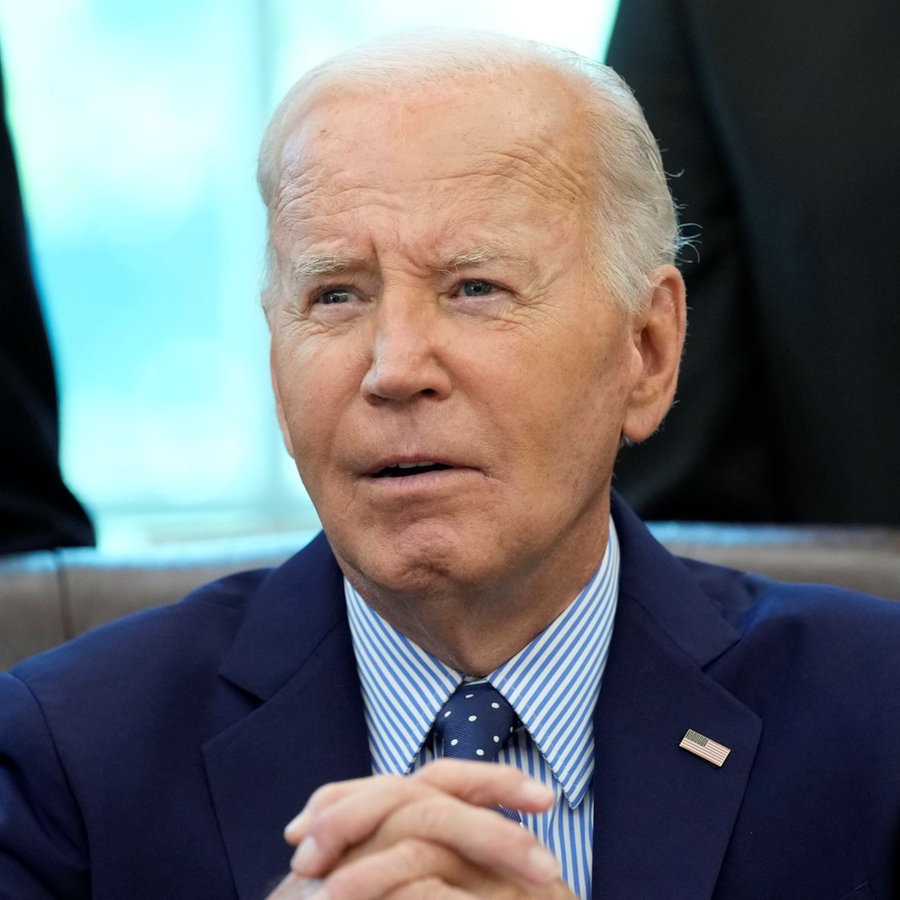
top-left (679, 728), bottom-right (731, 767)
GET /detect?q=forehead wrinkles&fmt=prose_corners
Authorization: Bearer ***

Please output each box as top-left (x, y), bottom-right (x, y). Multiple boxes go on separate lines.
top-left (270, 81), bottom-right (593, 244)
top-left (476, 138), bottom-right (588, 214)
top-left (270, 151), bottom-right (330, 232)
top-left (273, 147), bottom-right (587, 242)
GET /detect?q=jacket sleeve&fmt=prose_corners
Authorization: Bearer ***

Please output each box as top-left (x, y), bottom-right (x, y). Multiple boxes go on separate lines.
top-left (0, 671), bottom-right (90, 898)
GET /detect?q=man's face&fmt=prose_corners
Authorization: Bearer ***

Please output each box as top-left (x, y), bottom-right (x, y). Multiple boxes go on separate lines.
top-left (267, 69), bottom-right (652, 607)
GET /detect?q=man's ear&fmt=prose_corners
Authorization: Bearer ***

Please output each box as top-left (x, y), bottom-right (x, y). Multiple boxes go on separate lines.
top-left (269, 343), bottom-right (296, 459)
top-left (621, 264), bottom-right (687, 444)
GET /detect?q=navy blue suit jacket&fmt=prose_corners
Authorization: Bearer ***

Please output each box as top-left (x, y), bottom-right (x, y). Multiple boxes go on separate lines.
top-left (2, 495), bottom-right (899, 898)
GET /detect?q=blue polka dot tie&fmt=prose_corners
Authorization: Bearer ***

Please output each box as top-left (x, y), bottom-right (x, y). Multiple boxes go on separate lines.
top-left (434, 679), bottom-right (518, 762)
top-left (433, 680), bottom-right (521, 821)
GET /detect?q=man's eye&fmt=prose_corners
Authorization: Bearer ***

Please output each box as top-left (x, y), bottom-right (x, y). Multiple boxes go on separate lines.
top-left (316, 287), bottom-right (354, 305)
top-left (460, 280), bottom-right (497, 298)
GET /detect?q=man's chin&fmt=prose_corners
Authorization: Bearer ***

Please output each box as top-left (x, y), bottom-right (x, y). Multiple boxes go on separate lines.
top-left (332, 529), bottom-right (490, 602)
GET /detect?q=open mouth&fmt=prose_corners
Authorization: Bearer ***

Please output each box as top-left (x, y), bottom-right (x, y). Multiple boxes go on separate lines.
top-left (371, 462), bottom-right (453, 478)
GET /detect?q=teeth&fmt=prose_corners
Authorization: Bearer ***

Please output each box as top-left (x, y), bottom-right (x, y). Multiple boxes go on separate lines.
top-left (372, 461), bottom-right (450, 478)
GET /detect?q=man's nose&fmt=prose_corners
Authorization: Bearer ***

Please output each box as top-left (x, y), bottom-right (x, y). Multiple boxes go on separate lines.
top-left (361, 293), bottom-right (452, 404)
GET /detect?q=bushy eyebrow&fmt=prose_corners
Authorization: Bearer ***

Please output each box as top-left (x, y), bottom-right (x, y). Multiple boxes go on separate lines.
top-left (441, 245), bottom-right (537, 279)
top-left (443, 248), bottom-right (500, 268)
top-left (292, 253), bottom-right (355, 279)
top-left (290, 245), bottom-right (536, 280)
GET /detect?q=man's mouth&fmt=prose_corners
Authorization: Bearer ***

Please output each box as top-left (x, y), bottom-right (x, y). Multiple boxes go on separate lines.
top-left (371, 461), bottom-right (454, 478)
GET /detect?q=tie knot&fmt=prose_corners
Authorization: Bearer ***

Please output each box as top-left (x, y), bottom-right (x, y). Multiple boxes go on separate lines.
top-left (434, 680), bottom-right (518, 762)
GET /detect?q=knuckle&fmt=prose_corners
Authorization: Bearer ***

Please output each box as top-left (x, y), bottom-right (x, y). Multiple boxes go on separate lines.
top-left (388, 794), bottom-right (451, 840)
top-left (306, 780), bottom-right (342, 810)
top-left (381, 772), bottom-right (415, 796)
top-left (391, 836), bottom-right (433, 874)
top-left (415, 757), bottom-right (460, 783)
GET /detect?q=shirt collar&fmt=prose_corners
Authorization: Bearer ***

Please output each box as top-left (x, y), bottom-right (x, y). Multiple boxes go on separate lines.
top-left (346, 520), bottom-right (620, 806)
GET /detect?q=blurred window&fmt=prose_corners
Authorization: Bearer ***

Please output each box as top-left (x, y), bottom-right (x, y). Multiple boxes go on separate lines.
top-left (0, 0), bottom-right (617, 548)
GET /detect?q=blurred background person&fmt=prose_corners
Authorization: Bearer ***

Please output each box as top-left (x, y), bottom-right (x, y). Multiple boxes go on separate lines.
top-left (606, 0), bottom-right (900, 524)
top-left (0, 50), bottom-right (94, 553)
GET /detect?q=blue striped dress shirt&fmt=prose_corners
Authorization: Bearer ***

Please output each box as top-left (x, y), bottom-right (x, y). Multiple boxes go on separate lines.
top-left (345, 521), bottom-right (620, 899)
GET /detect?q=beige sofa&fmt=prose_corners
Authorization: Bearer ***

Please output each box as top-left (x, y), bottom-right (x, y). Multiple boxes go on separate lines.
top-left (2, 524), bottom-right (899, 671)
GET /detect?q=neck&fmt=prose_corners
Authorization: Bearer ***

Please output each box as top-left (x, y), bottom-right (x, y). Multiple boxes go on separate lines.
top-left (343, 526), bottom-right (610, 675)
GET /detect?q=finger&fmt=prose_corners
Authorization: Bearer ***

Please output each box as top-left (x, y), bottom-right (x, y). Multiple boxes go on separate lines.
top-left (381, 792), bottom-right (561, 886)
top-left (314, 837), bottom-right (476, 900)
top-left (290, 774), bottom-right (448, 877)
top-left (413, 759), bottom-right (556, 814)
top-left (286, 761), bottom-right (553, 850)
top-left (265, 872), bottom-right (326, 899)
top-left (284, 776), bottom-right (387, 844)
top-left (289, 762), bottom-right (557, 880)
top-left (317, 828), bottom-right (567, 900)
top-left (384, 880), bottom-right (473, 900)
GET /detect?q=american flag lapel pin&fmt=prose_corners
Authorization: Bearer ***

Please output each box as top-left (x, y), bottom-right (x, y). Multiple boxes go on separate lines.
top-left (679, 728), bottom-right (731, 767)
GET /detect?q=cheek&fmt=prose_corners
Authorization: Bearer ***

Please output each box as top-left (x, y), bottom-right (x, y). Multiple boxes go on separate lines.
top-left (532, 327), bottom-right (628, 408)
top-left (523, 335), bottom-right (633, 460)
top-left (272, 340), bottom-right (343, 455)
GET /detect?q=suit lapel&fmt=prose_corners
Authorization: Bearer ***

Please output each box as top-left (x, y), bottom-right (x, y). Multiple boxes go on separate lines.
top-left (202, 535), bottom-right (371, 899)
top-left (590, 499), bottom-right (762, 898)
top-left (200, 501), bottom-right (764, 898)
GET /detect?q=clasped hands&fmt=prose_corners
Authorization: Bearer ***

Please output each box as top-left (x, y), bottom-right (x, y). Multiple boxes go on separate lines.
top-left (268, 759), bottom-right (577, 899)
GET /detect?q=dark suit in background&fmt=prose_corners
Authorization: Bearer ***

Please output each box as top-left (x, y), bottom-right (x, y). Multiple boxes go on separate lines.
top-left (606, 0), bottom-right (900, 524)
top-left (0, 52), bottom-right (94, 552)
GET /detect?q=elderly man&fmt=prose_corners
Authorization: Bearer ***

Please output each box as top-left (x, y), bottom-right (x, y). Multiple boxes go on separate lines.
top-left (1, 29), bottom-right (899, 900)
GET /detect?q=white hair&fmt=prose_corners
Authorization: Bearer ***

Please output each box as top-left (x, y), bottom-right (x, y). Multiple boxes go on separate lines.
top-left (257, 28), bottom-right (685, 315)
